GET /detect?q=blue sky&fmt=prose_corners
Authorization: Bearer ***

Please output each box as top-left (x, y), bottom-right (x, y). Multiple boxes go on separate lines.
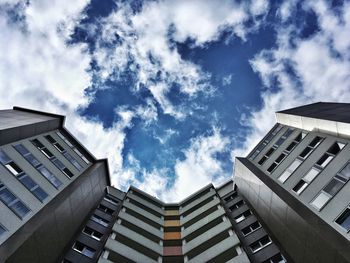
top-left (0, 0), bottom-right (349, 201)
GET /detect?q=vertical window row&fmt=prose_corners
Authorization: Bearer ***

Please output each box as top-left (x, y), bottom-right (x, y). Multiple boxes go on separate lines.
top-left (249, 124), bottom-right (283, 160)
top-left (258, 128), bottom-right (294, 166)
top-left (31, 139), bottom-right (74, 178)
top-left (0, 149), bottom-right (48, 202)
top-left (0, 181), bottom-right (30, 219)
top-left (267, 132), bottom-right (307, 173)
top-left (311, 161), bottom-right (350, 210)
top-left (45, 135), bottom-right (83, 171)
top-left (278, 136), bottom-right (323, 183)
top-left (56, 131), bottom-right (90, 164)
top-left (293, 142), bottom-right (346, 195)
top-left (14, 144), bottom-right (62, 189)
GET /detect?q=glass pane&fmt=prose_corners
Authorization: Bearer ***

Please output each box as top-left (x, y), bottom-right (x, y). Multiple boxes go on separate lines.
top-left (45, 135), bottom-right (56, 143)
top-left (25, 154), bottom-right (41, 167)
top-left (54, 143), bottom-right (65, 152)
top-left (5, 162), bottom-right (22, 175)
top-left (41, 148), bottom-right (54, 158)
top-left (19, 175), bottom-right (36, 190)
top-left (275, 153), bottom-right (286, 163)
top-left (0, 188), bottom-right (16, 205)
top-left (304, 167), bottom-right (320, 183)
top-left (317, 154), bottom-right (333, 168)
top-left (278, 170), bottom-right (291, 183)
top-left (63, 152), bottom-right (82, 171)
top-left (63, 168), bottom-right (74, 178)
top-left (14, 144), bottom-right (29, 155)
top-left (299, 147), bottom-right (312, 158)
top-left (11, 200), bottom-right (30, 218)
top-left (53, 159), bottom-right (65, 170)
top-left (293, 180), bottom-right (308, 194)
top-left (32, 187), bottom-right (49, 201)
top-left (38, 166), bottom-right (62, 188)
top-left (32, 139), bottom-right (45, 149)
top-left (82, 247), bottom-right (95, 258)
top-left (289, 159), bottom-right (302, 172)
top-left (309, 136), bottom-right (322, 147)
top-left (339, 163), bottom-right (350, 180)
top-left (311, 192), bottom-right (330, 210)
top-left (0, 150), bottom-right (11, 164)
top-left (323, 179), bottom-right (343, 196)
top-left (286, 141), bottom-right (297, 152)
top-left (335, 208), bottom-right (350, 231)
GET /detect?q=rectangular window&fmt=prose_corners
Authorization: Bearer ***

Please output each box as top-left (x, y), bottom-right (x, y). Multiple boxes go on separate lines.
top-left (229, 200), bottom-right (245, 211)
top-left (56, 131), bottom-right (90, 164)
top-left (73, 241), bottom-right (96, 258)
top-left (82, 226), bottom-right (103, 241)
top-left (1, 149), bottom-right (48, 201)
top-left (311, 162), bottom-right (350, 210)
top-left (241, 221), bottom-right (261, 236)
top-left (0, 181), bottom-right (30, 219)
top-left (249, 124), bottom-right (283, 160)
top-left (299, 136), bottom-right (323, 159)
top-left (234, 210), bottom-right (251, 223)
top-left (45, 135), bottom-right (83, 171)
top-left (104, 196), bottom-right (119, 206)
top-left (263, 253), bottom-right (286, 263)
top-left (91, 214), bottom-right (109, 227)
top-left (98, 204), bottom-right (115, 215)
top-left (31, 139), bottom-right (74, 178)
top-left (335, 207), bottom-right (350, 232)
top-left (278, 159), bottom-right (302, 183)
top-left (14, 144), bottom-right (62, 189)
top-left (250, 236), bottom-right (272, 253)
top-left (293, 167), bottom-right (320, 195)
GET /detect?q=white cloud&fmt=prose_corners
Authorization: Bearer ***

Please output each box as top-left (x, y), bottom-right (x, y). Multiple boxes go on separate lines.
top-left (92, 0), bottom-right (270, 119)
top-left (168, 128), bottom-right (231, 201)
top-left (232, 0), bottom-right (350, 160)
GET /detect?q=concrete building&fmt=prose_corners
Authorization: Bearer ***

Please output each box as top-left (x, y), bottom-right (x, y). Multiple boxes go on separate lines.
top-left (98, 184), bottom-right (252, 263)
top-left (0, 107), bottom-right (111, 263)
top-left (235, 102), bottom-right (350, 263)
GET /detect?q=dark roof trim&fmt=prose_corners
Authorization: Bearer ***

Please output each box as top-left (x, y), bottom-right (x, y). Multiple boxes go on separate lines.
top-left (13, 106), bottom-right (66, 126)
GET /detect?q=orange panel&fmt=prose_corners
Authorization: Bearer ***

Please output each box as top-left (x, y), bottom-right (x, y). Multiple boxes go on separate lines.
top-left (163, 246), bottom-right (182, 256)
top-left (164, 220), bottom-right (180, 227)
top-left (165, 210), bottom-right (179, 216)
top-left (164, 232), bottom-right (181, 240)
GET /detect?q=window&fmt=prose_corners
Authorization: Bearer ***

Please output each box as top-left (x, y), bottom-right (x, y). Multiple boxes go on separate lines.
top-left (73, 241), bottom-right (95, 258)
top-left (45, 135), bottom-right (83, 171)
top-left (234, 210), bottom-right (251, 223)
top-left (224, 192), bottom-right (237, 202)
top-left (278, 159), bottom-right (302, 183)
top-left (267, 153), bottom-right (287, 173)
top-left (250, 236), bottom-right (272, 253)
top-left (0, 182), bottom-right (30, 219)
top-left (241, 221), bottom-right (261, 236)
top-left (263, 253), bottom-right (286, 263)
top-left (91, 214), bottom-right (109, 227)
top-left (311, 162), bottom-right (350, 210)
top-left (249, 124), bottom-right (283, 160)
top-left (299, 136), bottom-right (323, 159)
top-left (0, 149), bottom-right (48, 202)
top-left (229, 200), bottom-right (245, 211)
top-left (37, 166), bottom-right (62, 188)
top-left (104, 196), bottom-right (119, 205)
top-left (98, 204), bottom-right (114, 215)
top-left (335, 207), bottom-right (350, 232)
top-left (82, 226), bottom-right (103, 241)
top-left (316, 142), bottom-right (345, 168)
top-left (258, 128), bottom-right (294, 166)
top-left (31, 138), bottom-right (74, 178)
top-left (0, 224), bottom-right (7, 237)
top-left (56, 131), bottom-right (90, 164)
top-left (293, 167), bottom-right (320, 195)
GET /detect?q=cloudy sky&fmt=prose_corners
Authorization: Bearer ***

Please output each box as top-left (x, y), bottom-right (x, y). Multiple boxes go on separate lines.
top-left (0, 0), bottom-right (349, 201)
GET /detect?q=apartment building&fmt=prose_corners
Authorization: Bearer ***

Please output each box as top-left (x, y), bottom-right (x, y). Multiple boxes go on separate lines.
top-left (235, 102), bottom-right (350, 263)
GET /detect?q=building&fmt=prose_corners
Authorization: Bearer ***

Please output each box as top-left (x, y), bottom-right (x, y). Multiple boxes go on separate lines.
top-left (2, 102), bottom-right (349, 263)
top-left (234, 102), bottom-right (350, 263)
top-left (0, 107), bottom-right (111, 263)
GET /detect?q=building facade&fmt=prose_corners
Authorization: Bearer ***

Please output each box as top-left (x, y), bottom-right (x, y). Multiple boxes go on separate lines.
top-left (235, 102), bottom-right (350, 263)
top-left (0, 107), bottom-right (111, 263)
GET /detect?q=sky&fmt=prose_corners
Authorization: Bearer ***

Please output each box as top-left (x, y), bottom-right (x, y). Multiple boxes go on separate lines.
top-left (0, 0), bottom-right (349, 202)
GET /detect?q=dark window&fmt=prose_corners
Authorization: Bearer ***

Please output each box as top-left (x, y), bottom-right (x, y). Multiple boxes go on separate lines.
top-left (335, 207), bottom-right (350, 232)
top-left (91, 214), bottom-right (109, 227)
top-left (250, 236), bottom-right (272, 253)
top-left (98, 204), bottom-right (114, 215)
top-left (234, 210), bottom-right (251, 223)
top-left (73, 241), bottom-right (95, 258)
top-left (83, 226), bottom-right (103, 240)
top-left (0, 182), bottom-right (30, 219)
top-left (242, 221), bottom-right (261, 236)
top-left (286, 141), bottom-right (297, 152)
